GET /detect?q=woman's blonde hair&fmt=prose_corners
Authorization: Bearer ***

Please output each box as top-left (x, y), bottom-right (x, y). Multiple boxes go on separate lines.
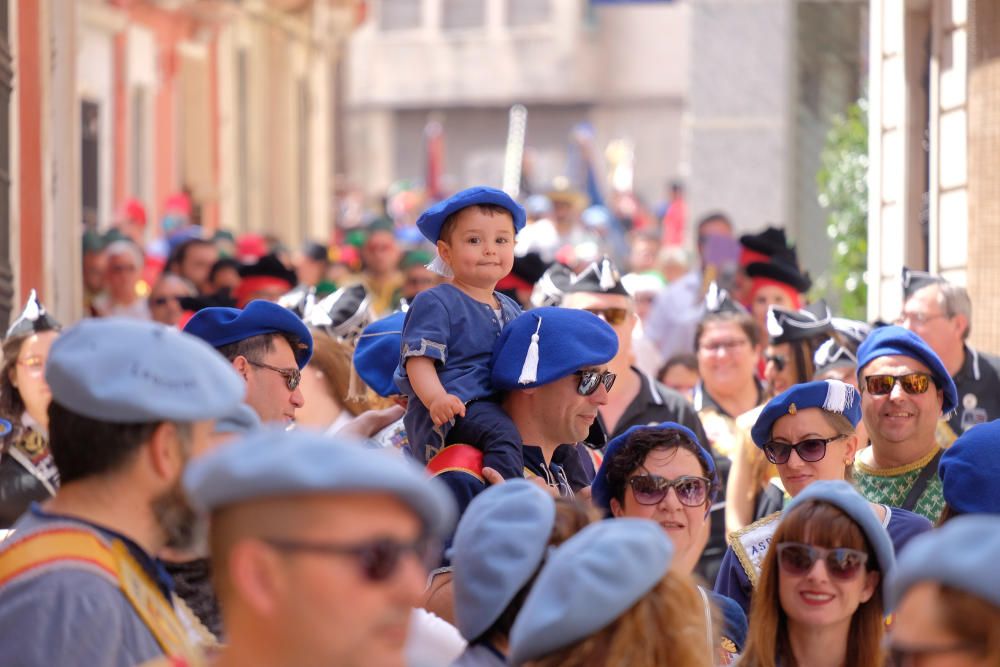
top-left (308, 333), bottom-right (391, 415)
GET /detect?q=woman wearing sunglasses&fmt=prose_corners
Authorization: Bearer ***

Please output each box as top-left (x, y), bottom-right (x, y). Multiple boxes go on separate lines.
top-left (591, 422), bottom-right (747, 663)
top-left (740, 480), bottom-right (894, 667)
top-left (714, 380), bottom-right (930, 617)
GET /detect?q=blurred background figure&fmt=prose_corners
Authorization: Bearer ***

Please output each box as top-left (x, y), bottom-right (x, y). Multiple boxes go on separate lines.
top-left (293, 241), bottom-right (332, 294)
top-left (400, 249), bottom-right (440, 303)
top-left (167, 239), bottom-right (218, 296)
top-left (658, 353), bottom-right (700, 402)
top-left (147, 273), bottom-right (196, 327)
top-left (359, 219), bottom-right (404, 316)
top-left (92, 240), bottom-right (149, 319)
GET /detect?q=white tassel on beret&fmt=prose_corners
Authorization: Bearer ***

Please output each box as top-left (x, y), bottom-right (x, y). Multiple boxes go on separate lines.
top-left (822, 379), bottom-right (854, 415)
top-left (427, 254), bottom-right (454, 279)
top-left (517, 316), bottom-right (543, 385)
top-left (599, 258), bottom-right (616, 290)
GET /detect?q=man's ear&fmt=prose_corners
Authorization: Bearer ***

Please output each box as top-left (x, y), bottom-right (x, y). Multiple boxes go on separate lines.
top-left (230, 540), bottom-right (285, 617)
top-left (232, 356), bottom-right (250, 381)
top-left (147, 422), bottom-right (182, 480)
top-left (952, 313), bottom-right (970, 341)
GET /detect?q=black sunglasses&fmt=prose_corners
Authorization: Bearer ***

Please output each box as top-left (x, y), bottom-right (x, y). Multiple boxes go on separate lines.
top-left (764, 352), bottom-right (787, 371)
top-left (574, 370), bottom-right (616, 396)
top-left (151, 295), bottom-right (185, 307)
top-left (263, 535), bottom-right (434, 582)
top-left (762, 434), bottom-right (846, 464)
top-left (247, 360), bottom-right (301, 391)
top-left (862, 372), bottom-right (933, 396)
top-left (776, 542), bottom-right (869, 580)
top-left (628, 474), bottom-right (712, 507)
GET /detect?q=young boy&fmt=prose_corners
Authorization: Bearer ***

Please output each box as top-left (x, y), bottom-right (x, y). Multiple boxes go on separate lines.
top-left (394, 186), bottom-right (526, 480)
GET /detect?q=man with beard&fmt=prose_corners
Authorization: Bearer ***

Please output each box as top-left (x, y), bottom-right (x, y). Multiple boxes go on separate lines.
top-left (0, 318), bottom-right (245, 666)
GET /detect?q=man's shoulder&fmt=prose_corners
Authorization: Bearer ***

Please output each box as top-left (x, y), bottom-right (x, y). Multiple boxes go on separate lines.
top-left (971, 347), bottom-right (1000, 378)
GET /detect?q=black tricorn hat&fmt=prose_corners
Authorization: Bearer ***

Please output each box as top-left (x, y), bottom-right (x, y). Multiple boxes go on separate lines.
top-left (739, 226), bottom-right (792, 257)
top-left (901, 266), bottom-right (944, 301)
top-left (238, 253), bottom-right (298, 286)
top-left (704, 282), bottom-right (749, 316)
top-left (530, 263), bottom-right (575, 308)
top-left (304, 283), bottom-right (374, 344)
top-left (766, 301), bottom-right (833, 345)
top-left (745, 258), bottom-right (812, 293)
top-left (565, 256), bottom-right (630, 297)
top-left (5, 290), bottom-right (61, 340)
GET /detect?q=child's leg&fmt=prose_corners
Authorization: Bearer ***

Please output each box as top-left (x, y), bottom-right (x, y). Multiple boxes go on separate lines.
top-left (446, 400), bottom-right (524, 479)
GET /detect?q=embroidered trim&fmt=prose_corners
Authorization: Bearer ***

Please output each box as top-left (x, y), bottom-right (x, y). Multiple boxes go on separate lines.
top-left (402, 338), bottom-right (448, 362)
top-left (728, 511), bottom-right (782, 588)
top-left (855, 447), bottom-right (941, 477)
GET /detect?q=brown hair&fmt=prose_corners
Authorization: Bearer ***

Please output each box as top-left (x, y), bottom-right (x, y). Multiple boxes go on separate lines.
top-left (741, 500), bottom-right (884, 667)
top-left (695, 311), bottom-right (761, 351)
top-left (0, 336), bottom-right (28, 442)
top-left (529, 570), bottom-right (714, 667)
top-left (438, 204), bottom-right (514, 244)
top-left (307, 334), bottom-right (390, 416)
top-left (932, 585), bottom-right (1000, 661)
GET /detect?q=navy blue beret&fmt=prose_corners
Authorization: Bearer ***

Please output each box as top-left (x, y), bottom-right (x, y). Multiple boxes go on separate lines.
top-left (184, 299), bottom-right (314, 369)
top-left (751, 380), bottom-right (862, 447)
top-left (416, 186), bottom-right (526, 243)
top-left (353, 311), bottom-right (406, 398)
top-left (855, 325), bottom-right (957, 414)
top-left (491, 307), bottom-right (618, 391)
top-left (591, 422), bottom-right (717, 516)
top-left (939, 419), bottom-right (1000, 514)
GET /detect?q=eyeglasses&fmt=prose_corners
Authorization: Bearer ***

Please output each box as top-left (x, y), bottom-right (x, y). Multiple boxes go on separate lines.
top-left (775, 542), bottom-right (869, 580)
top-left (627, 474), bottom-right (712, 507)
top-left (247, 360), bottom-right (301, 391)
top-left (108, 263), bottom-right (138, 274)
top-left (16, 356), bottom-right (45, 374)
top-left (262, 535), bottom-right (433, 582)
top-left (151, 295), bottom-right (185, 307)
top-left (584, 308), bottom-right (630, 326)
top-left (761, 434), bottom-right (847, 464)
top-left (895, 311), bottom-right (949, 326)
top-left (699, 339), bottom-right (749, 354)
top-left (574, 370), bottom-right (617, 396)
top-left (764, 352), bottom-right (787, 371)
top-left (862, 372), bottom-right (933, 396)
top-left (883, 640), bottom-right (985, 667)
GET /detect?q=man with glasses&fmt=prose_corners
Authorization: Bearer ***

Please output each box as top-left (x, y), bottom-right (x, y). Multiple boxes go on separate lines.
top-left (898, 267), bottom-right (1000, 438)
top-left (853, 325), bottom-right (959, 521)
top-left (148, 273), bottom-right (196, 328)
top-left (184, 300), bottom-right (313, 426)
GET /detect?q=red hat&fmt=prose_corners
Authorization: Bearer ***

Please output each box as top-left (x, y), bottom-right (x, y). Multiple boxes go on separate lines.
top-left (120, 198), bottom-right (147, 227)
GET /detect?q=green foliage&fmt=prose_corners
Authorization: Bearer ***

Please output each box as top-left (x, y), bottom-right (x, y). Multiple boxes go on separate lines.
top-left (816, 99), bottom-right (868, 320)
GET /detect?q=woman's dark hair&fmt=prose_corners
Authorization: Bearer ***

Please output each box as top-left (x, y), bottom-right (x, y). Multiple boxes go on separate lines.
top-left (658, 353), bottom-right (698, 380)
top-left (0, 336), bottom-right (28, 429)
top-left (695, 311), bottom-right (760, 350)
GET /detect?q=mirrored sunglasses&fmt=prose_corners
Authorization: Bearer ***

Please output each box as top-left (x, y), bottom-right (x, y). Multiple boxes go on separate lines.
top-left (247, 360), bottom-right (301, 391)
top-left (585, 307), bottom-right (630, 326)
top-left (863, 372), bottom-right (932, 396)
top-left (574, 370), bottom-right (616, 396)
top-left (627, 474), bottom-right (711, 507)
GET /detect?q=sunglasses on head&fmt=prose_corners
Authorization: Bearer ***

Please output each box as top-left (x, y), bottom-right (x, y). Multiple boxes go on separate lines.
top-left (775, 542), bottom-right (869, 580)
top-left (574, 370), bottom-right (616, 396)
top-left (862, 372), bottom-right (933, 396)
top-left (585, 307), bottom-right (630, 326)
top-left (247, 360), bottom-right (301, 391)
top-left (263, 535), bottom-right (434, 582)
top-left (762, 434), bottom-right (846, 464)
top-left (627, 474), bottom-right (712, 507)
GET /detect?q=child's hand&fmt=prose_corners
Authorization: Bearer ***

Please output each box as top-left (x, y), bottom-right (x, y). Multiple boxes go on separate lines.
top-left (429, 394), bottom-right (466, 426)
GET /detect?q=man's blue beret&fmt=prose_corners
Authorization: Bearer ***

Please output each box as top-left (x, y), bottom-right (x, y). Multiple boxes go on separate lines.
top-left (507, 519), bottom-right (673, 665)
top-left (939, 419), bottom-right (1000, 514)
top-left (46, 318), bottom-right (245, 424)
top-left (184, 299), bottom-right (314, 369)
top-left (491, 307), bottom-right (618, 391)
top-left (886, 514), bottom-right (1000, 611)
top-left (184, 427), bottom-right (456, 538)
top-left (451, 480), bottom-right (556, 641)
top-left (416, 186), bottom-right (526, 244)
top-left (855, 325), bottom-right (957, 414)
top-left (751, 380), bottom-right (862, 447)
top-left (353, 311), bottom-right (406, 397)
top-left (590, 422), bottom-right (717, 516)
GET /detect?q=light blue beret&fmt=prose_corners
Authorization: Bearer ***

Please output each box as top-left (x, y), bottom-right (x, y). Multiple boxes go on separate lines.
top-left (353, 311), bottom-right (406, 398)
top-left (938, 419), bottom-right (1000, 514)
top-left (213, 403), bottom-right (262, 435)
top-left (751, 380), bottom-right (862, 447)
top-left (856, 325), bottom-right (957, 414)
top-left (491, 307), bottom-right (618, 391)
top-left (184, 300), bottom-right (314, 369)
top-left (417, 186), bottom-right (526, 244)
top-left (886, 514), bottom-right (1000, 611)
top-left (507, 518), bottom-right (673, 665)
top-left (591, 422), bottom-right (718, 516)
top-left (782, 481), bottom-right (895, 591)
top-left (452, 480), bottom-right (557, 641)
top-left (183, 427), bottom-right (456, 537)
top-left (46, 318), bottom-right (245, 424)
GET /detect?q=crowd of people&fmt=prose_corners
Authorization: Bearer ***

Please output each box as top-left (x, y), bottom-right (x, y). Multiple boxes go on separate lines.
top-left (0, 181), bottom-right (999, 667)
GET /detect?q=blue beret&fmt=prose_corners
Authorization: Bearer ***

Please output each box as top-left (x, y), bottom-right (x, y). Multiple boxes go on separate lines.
top-left (782, 481), bottom-right (895, 594)
top-left (213, 403), bottom-right (262, 435)
top-left (855, 325), bottom-right (958, 414)
top-left (591, 422), bottom-right (717, 516)
top-left (508, 519), bottom-right (673, 665)
top-left (46, 318), bottom-right (245, 424)
top-left (751, 380), bottom-right (862, 447)
top-left (491, 307), bottom-right (618, 391)
top-left (939, 419), bottom-right (1000, 514)
top-left (886, 514), bottom-right (1000, 611)
top-left (184, 300), bottom-right (314, 369)
top-left (416, 186), bottom-right (526, 243)
top-left (353, 311), bottom-right (406, 397)
top-left (184, 427), bottom-right (456, 538)
top-left (451, 480), bottom-right (556, 641)
top-left (709, 591), bottom-right (748, 653)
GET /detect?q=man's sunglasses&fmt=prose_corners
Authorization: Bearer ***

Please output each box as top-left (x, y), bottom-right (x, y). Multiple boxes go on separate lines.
top-left (761, 434), bottom-right (846, 464)
top-left (776, 542), bottom-right (869, 580)
top-left (247, 360), bottom-right (301, 391)
top-left (627, 474), bottom-right (712, 507)
top-left (862, 372), bottom-right (933, 396)
top-left (263, 535), bottom-right (433, 582)
top-left (574, 370), bottom-right (616, 396)
top-left (151, 295), bottom-right (184, 307)
top-left (585, 307), bottom-right (630, 326)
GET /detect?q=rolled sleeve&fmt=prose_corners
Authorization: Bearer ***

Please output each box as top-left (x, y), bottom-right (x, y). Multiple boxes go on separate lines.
top-left (401, 291), bottom-right (451, 365)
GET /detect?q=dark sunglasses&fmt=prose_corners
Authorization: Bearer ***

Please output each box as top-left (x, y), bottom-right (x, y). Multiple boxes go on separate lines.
top-left (862, 372), bottom-right (933, 396)
top-left (776, 542), bottom-right (869, 580)
top-left (627, 474), bottom-right (712, 507)
top-left (151, 295), bottom-right (184, 307)
top-left (764, 352), bottom-right (787, 371)
top-left (883, 641), bottom-right (985, 667)
top-left (574, 370), bottom-right (617, 396)
top-left (263, 535), bottom-right (433, 582)
top-left (247, 360), bottom-right (301, 391)
top-left (762, 434), bottom-right (846, 464)
top-left (585, 307), bottom-right (630, 326)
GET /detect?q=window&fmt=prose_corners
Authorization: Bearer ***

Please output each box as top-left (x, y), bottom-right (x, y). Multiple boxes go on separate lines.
top-left (442, 0), bottom-right (485, 30)
top-left (380, 0), bottom-right (422, 31)
top-left (507, 0), bottom-right (551, 27)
